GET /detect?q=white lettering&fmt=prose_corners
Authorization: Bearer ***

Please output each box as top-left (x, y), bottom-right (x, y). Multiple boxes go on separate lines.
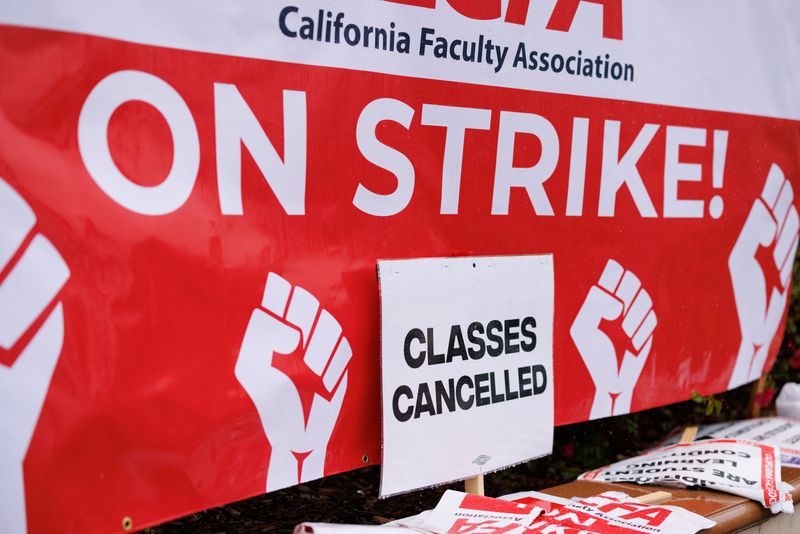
top-left (492, 111), bottom-right (559, 215)
top-left (421, 104), bottom-right (491, 214)
top-left (599, 121), bottom-right (658, 217)
top-left (78, 70), bottom-right (200, 216)
top-left (664, 126), bottom-right (705, 218)
top-left (214, 85), bottom-right (307, 215)
top-left (353, 98), bottom-right (415, 216)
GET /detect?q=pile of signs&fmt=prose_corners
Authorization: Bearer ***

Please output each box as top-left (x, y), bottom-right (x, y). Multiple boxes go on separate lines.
top-left (581, 438), bottom-right (795, 514)
top-left (296, 421), bottom-right (800, 533)
top-left (662, 416), bottom-right (800, 467)
top-left (295, 489), bottom-right (715, 533)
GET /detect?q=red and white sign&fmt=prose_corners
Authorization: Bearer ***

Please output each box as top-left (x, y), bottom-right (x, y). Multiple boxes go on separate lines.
top-left (660, 417), bottom-right (800, 467)
top-left (581, 439), bottom-right (795, 514)
top-left (1, 0), bottom-right (799, 531)
top-left (524, 492), bottom-right (716, 534)
top-left (296, 490), bottom-right (715, 533)
top-left (417, 490), bottom-right (546, 532)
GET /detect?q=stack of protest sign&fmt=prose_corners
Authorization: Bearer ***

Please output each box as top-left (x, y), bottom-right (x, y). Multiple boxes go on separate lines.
top-left (580, 439), bottom-right (795, 514)
top-left (671, 417), bottom-right (800, 467)
top-left (294, 489), bottom-right (715, 533)
top-left (517, 491), bottom-right (715, 533)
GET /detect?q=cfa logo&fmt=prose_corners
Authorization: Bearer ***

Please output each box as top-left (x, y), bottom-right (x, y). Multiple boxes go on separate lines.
top-left (383, 0), bottom-right (623, 40)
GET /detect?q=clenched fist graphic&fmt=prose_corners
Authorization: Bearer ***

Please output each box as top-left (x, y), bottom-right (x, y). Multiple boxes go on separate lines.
top-left (571, 260), bottom-right (657, 420)
top-left (236, 273), bottom-right (351, 491)
top-left (0, 178), bottom-right (69, 533)
top-left (728, 164), bottom-right (799, 389)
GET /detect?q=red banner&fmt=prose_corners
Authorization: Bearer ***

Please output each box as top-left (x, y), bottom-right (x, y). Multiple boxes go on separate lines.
top-left (1, 1), bottom-right (799, 531)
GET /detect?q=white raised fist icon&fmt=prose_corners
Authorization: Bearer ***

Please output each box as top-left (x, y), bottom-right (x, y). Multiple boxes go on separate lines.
top-left (571, 260), bottom-right (657, 420)
top-left (236, 273), bottom-right (351, 492)
top-left (0, 178), bottom-right (70, 534)
top-left (728, 164), bottom-right (799, 389)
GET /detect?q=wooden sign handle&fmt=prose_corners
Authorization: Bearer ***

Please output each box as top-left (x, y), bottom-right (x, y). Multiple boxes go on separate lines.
top-left (635, 491), bottom-right (672, 505)
top-left (679, 426), bottom-right (698, 444)
top-left (465, 474), bottom-right (485, 496)
top-left (749, 375), bottom-right (767, 419)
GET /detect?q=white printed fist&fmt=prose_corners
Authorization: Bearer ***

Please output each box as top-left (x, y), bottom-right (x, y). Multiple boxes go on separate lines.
top-left (0, 178), bottom-right (69, 534)
top-left (571, 259), bottom-right (657, 419)
top-left (235, 273), bottom-right (351, 492)
top-left (728, 164), bottom-right (799, 389)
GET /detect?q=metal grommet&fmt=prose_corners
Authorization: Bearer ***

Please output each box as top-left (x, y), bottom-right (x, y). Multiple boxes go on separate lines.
top-left (122, 516), bottom-right (133, 532)
top-left (362, 454), bottom-right (369, 464)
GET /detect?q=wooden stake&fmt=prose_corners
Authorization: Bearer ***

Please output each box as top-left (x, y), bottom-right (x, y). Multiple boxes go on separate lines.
top-left (465, 475), bottom-right (484, 496)
top-left (635, 491), bottom-right (672, 505)
top-left (679, 426), bottom-right (698, 444)
top-left (749, 375), bottom-right (767, 419)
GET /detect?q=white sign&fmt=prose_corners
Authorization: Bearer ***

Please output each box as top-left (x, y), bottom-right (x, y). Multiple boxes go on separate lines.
top-left (378, 255), bottom-right (554, 496)
top-left (696, 417), bottom-right (800, 467)
top-left (581, 439), bottom-right (795, 514)
top-left (417, 490), bottom-right (545, 532)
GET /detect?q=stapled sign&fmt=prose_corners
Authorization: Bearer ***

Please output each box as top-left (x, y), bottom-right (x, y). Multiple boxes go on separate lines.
top-left (378, 255), bottom-right (554, 496)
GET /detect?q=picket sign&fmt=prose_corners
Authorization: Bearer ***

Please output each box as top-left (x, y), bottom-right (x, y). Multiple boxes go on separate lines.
top-left (378, 255), bottom-right (555, 496)
top-left (581, 438), bottom-right (795, 514)
top-left (422, 489), bottom-right (713, 533)
top-left (664, 416), bottom-right (800, 467)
